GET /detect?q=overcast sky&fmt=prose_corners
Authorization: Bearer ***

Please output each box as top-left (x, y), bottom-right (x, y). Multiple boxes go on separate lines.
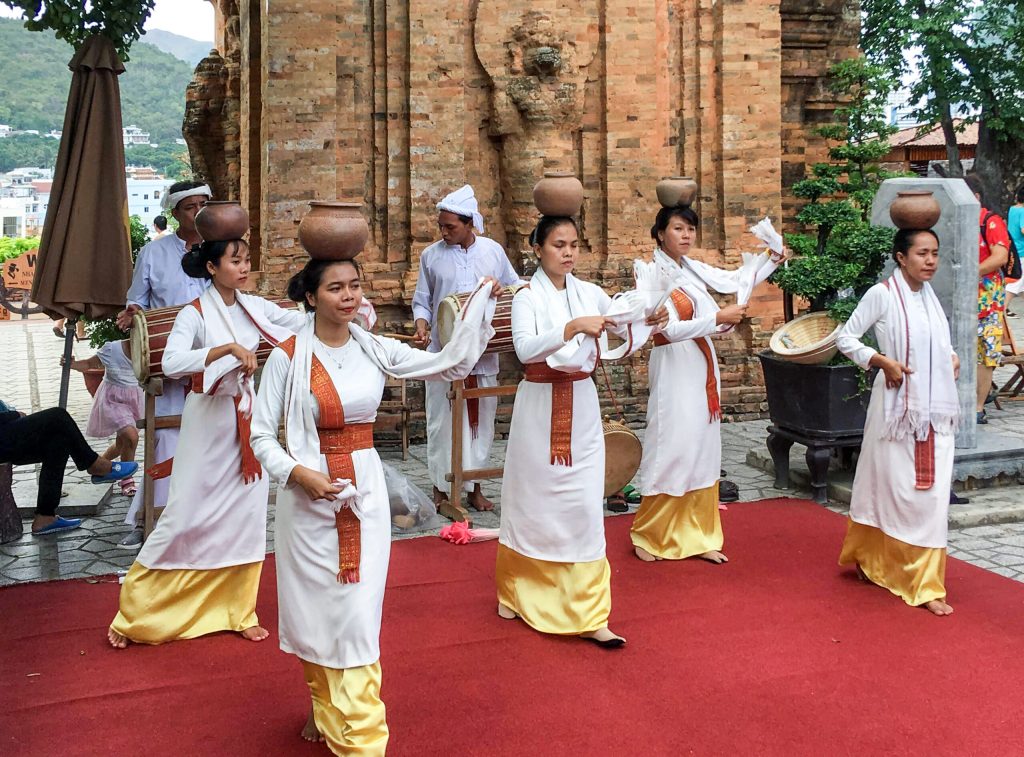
top-left (0, 0), bottom-right (214, 42)
top-left (145, 0), bottom-right (213, 41)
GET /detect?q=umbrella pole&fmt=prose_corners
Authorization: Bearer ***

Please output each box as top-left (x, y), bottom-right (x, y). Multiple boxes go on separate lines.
top-left (58, 317), bottom-right (77, 409)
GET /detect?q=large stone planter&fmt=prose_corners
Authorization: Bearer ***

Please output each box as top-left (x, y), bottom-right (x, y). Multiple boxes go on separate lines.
top-left (759, 352), bottom-right (872, 503)
top-left (759, 351), bottom-right (869, 437)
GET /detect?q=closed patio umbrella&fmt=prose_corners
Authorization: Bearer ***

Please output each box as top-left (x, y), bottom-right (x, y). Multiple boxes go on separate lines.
top-left (31, 34), bottom-right (133, 408)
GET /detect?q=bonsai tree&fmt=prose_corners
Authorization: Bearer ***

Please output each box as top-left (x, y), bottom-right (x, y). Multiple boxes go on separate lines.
top-left (771, 56), bottom-right (900, 323)
top-left (84, 214), bottom-right (149, 348)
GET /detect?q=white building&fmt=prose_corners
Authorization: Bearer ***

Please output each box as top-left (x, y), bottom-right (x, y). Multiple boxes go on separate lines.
top-left (0, 197), bottom-right (29, 237)
top-left (3, 167), bottom-right (54, 185)
top-left (123, 125), bottom-right (152, 146)
top-left (127, 175), bottom-right (173, 222)
top-left (0, 125), bottom-right (11, 138)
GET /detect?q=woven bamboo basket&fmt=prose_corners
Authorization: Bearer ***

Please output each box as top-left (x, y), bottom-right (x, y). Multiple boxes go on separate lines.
top-left (769, 312), bottom-right (841, 365)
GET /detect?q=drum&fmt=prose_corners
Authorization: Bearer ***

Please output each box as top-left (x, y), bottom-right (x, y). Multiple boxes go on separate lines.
top-left (436, 284), bottom-right (523, 355)
top-left (603, 418), bottom-right (642, 498)
top-left (130, 299), bottom-right (297, 383)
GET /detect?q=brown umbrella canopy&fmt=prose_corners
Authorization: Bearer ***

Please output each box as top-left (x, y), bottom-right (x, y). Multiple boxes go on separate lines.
top-left (31, 34), bottom-right (132, 321)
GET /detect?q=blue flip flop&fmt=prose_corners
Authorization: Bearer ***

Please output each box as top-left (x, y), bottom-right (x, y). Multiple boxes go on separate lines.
top-left (32, 516), bottom-right (83, 535)
top-left (91, 461), bottom-right (139, 485)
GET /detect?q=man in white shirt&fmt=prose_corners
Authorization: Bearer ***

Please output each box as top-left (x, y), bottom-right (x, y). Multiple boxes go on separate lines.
top-left (412, 185), bottom-right (520, 514)
top-left (114, 181), bottom-right (212, 548)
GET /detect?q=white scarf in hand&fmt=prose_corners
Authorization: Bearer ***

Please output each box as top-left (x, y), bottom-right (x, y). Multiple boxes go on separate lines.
top-left (282, 280), bottom-right (496, 473)
top-left (881, 268), bottom-right (959, 441)
top-left (651, 247), bottom-right (773, 334)
top-left (528, 266), bottom-right (652, 370)
top-left (198, 288), bottom-right (294, 416)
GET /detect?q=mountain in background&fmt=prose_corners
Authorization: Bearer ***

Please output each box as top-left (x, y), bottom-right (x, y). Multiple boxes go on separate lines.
top-left (0, 18), bottom-right (193, 147)
top-left (143, 29), bottom-right (212, 68)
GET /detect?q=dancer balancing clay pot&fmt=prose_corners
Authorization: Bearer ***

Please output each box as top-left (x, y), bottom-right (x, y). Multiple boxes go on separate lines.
top-left (195, 201), bottom-right (249, 242)
top-left (533, 172), bottom-right (585, 217)
top-left (889, 191), bottom-right (941, 230)
top-left (298, 201), bottom-right (369, 260)
top-left (655, 176), bottom-right (698, 209)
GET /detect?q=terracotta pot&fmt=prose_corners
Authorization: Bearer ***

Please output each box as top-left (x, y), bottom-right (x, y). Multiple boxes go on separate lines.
top-left (532, 172), bottom-right (584, 217)
top-left (82, 368), bottom-right (104, 398)
top-left (195, 201), bottom-right (250, 242)
top-left (298, 202), bottom-right (369, 260)
top-left (656, 176), bottom-right (698, 208)
top-left (889, 191), bottom-right (941, 230)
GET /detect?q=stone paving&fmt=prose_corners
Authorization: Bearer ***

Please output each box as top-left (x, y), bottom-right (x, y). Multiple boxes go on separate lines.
top-left (2, 316), bottom-right (1024, 587)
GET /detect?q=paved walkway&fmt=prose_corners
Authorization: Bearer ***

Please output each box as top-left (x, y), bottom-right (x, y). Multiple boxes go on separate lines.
top-left (2, 316), bottom-right (1023, 588)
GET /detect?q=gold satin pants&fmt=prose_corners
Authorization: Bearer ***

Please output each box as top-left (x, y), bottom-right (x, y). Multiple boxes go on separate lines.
top-left (839, 519), bottom-right (947, 606)
top-left (630, 484), bottom-right (723, 559)
top-left (109, 560), bottom-right (262, 644)
top-left (303, 660), bottom-right (389, 757)
top-left (495, 543), bottom-right (611, 635)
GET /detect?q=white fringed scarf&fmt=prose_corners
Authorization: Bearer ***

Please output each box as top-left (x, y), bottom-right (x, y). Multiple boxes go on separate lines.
top-left (880, 268), bottom-right (960, 442)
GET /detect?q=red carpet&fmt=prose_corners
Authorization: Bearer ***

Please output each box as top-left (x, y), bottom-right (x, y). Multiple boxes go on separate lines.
top-left (2, 498), bottom-right (1024, 756)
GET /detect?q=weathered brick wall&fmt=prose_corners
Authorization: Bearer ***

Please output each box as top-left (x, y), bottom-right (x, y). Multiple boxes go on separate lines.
top-left (198, 0), bottom-right (858, 435)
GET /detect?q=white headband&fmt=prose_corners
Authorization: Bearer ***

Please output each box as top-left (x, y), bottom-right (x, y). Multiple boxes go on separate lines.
top-left (161, 184), bottom-right (212, 211)
top-left (437, 184), bottom-right (484, 234)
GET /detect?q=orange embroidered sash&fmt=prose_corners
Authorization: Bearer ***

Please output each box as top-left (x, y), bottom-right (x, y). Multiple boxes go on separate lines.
top-left (651, 289), bottom-right (721, 422)
top-left (148, 297), bottom-right (263, 484)
top-left (524, 363), bottom-right (592, 466)
top-left (279, 335), bottom-right (369, 583)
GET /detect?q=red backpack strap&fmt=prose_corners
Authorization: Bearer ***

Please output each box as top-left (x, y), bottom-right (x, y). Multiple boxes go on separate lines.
top-left (190, 297), bottom-right (203, 315)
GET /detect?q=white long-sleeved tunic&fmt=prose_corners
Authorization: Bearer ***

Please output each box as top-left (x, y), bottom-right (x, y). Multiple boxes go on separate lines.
top-left (499, 282), bottom-right (643, 563)
top-left (252, 326), bottom-right (493, 669)
top-left (836, 283), bottom-right (954, 548)
top-left (136, 292), bottom-right (306, 570)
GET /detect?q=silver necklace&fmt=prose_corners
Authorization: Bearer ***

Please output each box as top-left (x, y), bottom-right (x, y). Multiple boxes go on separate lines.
top-left (315, 337), bottom-right (349, 371)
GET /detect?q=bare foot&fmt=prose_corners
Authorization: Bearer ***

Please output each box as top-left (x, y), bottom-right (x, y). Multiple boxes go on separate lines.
top-left (634, 545), bottom-right (660, 562)
top-left (924, 599), bottom-right (954, 616)
top-left (432, 486), bottom-right (450, 506)
top-left (301, 709), bottom-right (324, 743)
top-left (580, 627), bottom-right (626, 647)
top-left (698, 550), bottom-right (728, 564)
top-left (497, 602), bottom-right (517, 620)
top-left (466, 486), bottom-right (494, 512)
top-left (241, 625), bottom-right (270, 642)
top-left (107, 627), bottom-right (130, 649)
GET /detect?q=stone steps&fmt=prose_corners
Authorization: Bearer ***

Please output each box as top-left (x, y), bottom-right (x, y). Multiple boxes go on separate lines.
top-left (746, 446), bottom-right (1024, 529)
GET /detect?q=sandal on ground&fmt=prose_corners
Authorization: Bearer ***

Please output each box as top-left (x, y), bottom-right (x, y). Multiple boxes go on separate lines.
top-left (719, 479), bottom-right (740, 503)
top-left (119, 477), bottom-right (137, 497)
top-left (606, 493), bottom-right (629, 513)
top-left (621, 485), bottom-right (642, 505)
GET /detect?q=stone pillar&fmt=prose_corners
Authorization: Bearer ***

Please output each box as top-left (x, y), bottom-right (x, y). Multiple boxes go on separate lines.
top-left (871, 177), bottom-right (980, 449)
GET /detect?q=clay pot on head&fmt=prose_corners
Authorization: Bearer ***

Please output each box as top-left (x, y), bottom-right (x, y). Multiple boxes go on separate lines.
top-left (533, 172), bottom-right (584, 217)
top-left (195, 201), bottom-right (250, 242)
top-left (298, 202), bottom-right (369, 260)
top-left (656, 176), bottom-right (698, 209)
top-left (889, 191), bottom-right (941, 230)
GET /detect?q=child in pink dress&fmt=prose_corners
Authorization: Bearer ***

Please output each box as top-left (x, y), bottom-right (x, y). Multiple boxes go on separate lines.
top-left (68, 340), bottom-right (143, 496)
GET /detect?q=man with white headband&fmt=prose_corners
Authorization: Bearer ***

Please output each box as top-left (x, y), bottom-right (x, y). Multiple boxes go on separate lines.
top-left (412, 184), bottom-right (520, 513)
top-left (113, 180), bottom-right (212, 549)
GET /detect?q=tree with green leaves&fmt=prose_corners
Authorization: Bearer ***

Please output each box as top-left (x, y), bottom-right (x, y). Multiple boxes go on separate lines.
top-left (1, 0), bottom-right (155, 59)
top-left (771, 57), bottom-right (899, 323)
top-left (862, 0), bottom-right (1024, 211)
